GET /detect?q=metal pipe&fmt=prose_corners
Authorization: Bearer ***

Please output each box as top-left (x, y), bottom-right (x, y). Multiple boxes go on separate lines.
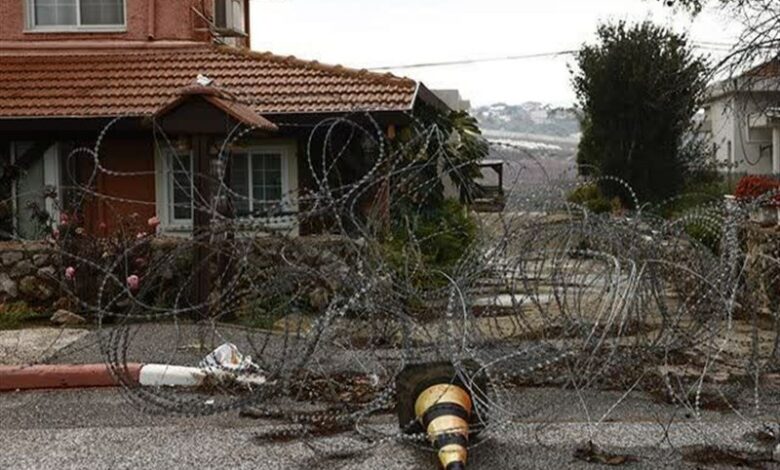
top-left (147, 0), bottom-right (156, 40)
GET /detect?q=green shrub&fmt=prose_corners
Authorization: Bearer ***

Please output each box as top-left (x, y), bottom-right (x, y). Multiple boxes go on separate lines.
top-left (568, 184), bottom-right (612, 214)
top-left (684, 221), bottom-right (721, 254)
top-left (658, 180), bottom-right (729, 219)
top-left (235, 294), bottom-right (292, 331)
top-left (0, 302), bottom-right (39, 330)
top-left (383, 199), bottom-right (477, 288)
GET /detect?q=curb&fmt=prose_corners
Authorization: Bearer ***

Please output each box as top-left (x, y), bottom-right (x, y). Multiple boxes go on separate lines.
top-left (0, 363), bottom-right (142, 391)
top-left (0, 363), bottom-right (266, 391)
top-left (138, 364), bottom-right (207, 387)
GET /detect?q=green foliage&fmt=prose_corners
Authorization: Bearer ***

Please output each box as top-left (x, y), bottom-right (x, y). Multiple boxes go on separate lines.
top-left (447, 110), bottom-right (491, 203)
top-left (383, 199), bottom-right (477, 288)
top-left (684, 221), bottom-right (721, 253)
top-left (572, 21), bottom-right (709, 204)
top-left (567, 184), bottom-right (613, 214)
top-left (0, 302), bottom-right (39, 330)
top-left (661, 179), bottom-right (730, 218)
top-left (395, 106), bottom-right (489, 210)
top-left (235, 294), bottom-right (292, 331)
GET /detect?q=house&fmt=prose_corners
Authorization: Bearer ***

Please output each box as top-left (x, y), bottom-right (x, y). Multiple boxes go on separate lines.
top-left (432, 89), bottom-right (471, 112)
top-left (0, 0), bottom-right (450, 240)
top-left (430, 89), bottom-right (504, 210)
top-left (702, 60), bottom-right (780, 175)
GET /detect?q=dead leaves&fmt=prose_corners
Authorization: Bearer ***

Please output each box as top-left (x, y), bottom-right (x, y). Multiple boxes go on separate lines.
top-left (574, 441), bottom-right (639, 466)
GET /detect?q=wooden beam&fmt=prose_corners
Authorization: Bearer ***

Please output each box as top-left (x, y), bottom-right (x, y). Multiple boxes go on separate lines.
top-left (192, 134), bottom-right (212, 319)
top-left (216, 153), bottom-right (236, 321)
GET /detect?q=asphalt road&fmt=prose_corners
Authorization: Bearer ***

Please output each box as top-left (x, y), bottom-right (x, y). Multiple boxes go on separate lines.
top-left (3, 325), bottom-right (780, 469)
top-left (2, 386), bottom-right (780, 470)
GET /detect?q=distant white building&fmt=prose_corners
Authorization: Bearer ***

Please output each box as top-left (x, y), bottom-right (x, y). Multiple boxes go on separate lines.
top-left (431, 89), bottom-right (471, 112)
top-left (703, 61), bottom-right (780, 175)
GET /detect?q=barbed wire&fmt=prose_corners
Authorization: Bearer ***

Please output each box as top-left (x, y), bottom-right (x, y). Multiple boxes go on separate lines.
top-left (2, 110), bottom-right (780, 468)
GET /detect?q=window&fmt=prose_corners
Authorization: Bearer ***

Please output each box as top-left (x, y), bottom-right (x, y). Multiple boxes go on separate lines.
top-left (29, 0), bottom-right (125, 29)
top-left (166, 152), bottom-right (194, 224)
top-left (157, 146), bottom-right (294, 230)
top-left (214, 0), bottom-right (245, 34)
top-left (229, 151), bottom-right (285, 217)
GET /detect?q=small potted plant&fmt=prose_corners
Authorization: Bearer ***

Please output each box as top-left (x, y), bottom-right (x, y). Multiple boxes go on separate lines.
top-left (734, 175), bottom-right (780, 227)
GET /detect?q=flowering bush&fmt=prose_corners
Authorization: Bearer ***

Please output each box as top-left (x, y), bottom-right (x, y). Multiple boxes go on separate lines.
top-left (734, 175), bottom-right (780, 207)
top-left (49, 210), bottom-right (158, 314)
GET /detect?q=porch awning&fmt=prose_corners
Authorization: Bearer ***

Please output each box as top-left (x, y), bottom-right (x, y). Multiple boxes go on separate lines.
top-left (155, 85), bottom-right (278, 133)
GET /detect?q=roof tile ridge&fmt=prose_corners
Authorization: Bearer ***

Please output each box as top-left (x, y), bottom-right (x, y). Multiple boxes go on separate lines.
top-left (210, 45), bottom-right (417, 88)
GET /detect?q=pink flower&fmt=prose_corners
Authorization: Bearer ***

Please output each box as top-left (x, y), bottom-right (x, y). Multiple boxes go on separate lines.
top-left (127, 275), bottom-right (140, 292)
top-left (59, 213), bottom-right (69, 225)
top-left (99, 222), bottom-right (107, 231)
top-left (147, 216), bottom-right (160, 230)
top-left (52, 228), bottom-right (60, 240)
top-left (65, 266), bottom-right (76, 281)
top-left (136, 232), bottom-right (147, 239)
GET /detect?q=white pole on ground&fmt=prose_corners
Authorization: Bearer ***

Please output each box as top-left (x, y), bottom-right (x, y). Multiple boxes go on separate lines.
top-left (773, 126), bottom-right (780, 175)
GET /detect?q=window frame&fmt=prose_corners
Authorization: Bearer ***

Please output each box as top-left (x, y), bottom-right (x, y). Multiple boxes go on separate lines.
top-left (229, 148), bottom-right (290, 219)
top-left (155, 143), bottom-right (298, 234)
top-left (9, 142), bottom-right (62, 239)
top-left (213, 0), bottom-right (246, 36)
top-left (164, 150), bottom-right (195, 227)
top-left (25, 0), bottom-right (128, 33)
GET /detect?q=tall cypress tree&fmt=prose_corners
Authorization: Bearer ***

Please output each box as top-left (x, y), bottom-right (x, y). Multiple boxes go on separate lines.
top-left (573, 21), bottom-right (708, 204)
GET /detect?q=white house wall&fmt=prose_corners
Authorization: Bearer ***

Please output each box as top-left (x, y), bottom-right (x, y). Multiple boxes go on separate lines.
top-left (734, 93), bottom-right (774, 174)
top-left (708, 92), bottom-right (780, 175)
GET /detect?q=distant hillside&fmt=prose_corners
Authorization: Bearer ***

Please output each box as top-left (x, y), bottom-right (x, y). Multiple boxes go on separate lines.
top-left (473, 102), bottom-right (580, 139)
top-left (472, 102), bottom-right (581, 183)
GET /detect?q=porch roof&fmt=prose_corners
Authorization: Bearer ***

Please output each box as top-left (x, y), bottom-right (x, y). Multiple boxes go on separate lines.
top-left (0, 43), bottom-right (439, 120)
top-left (155, 85), bottom-right (279, 132)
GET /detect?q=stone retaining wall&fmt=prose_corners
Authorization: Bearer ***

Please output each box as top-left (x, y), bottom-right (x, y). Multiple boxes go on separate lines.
top-left (0, 242), bottom-right (60, 305)
top-left (0, 235), bottom-right (355, 310)
top-left (745, 226), bottom-right (780, 315)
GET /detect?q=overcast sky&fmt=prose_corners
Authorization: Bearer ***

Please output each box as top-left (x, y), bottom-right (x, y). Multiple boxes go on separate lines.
top-left (250, 0), bottom-right (741, 107)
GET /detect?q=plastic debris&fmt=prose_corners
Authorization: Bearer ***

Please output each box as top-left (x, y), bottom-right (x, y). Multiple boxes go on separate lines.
top-left (196, 74), bottom-right (214, 87)
top-left (200, 343), bottom-right (261, 374)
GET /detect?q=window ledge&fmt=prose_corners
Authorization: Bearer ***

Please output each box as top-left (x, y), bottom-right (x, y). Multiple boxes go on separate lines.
top-left (24, 26), bottom-right (127, 34)
top-left (161, 217), bottom-right (298, 235)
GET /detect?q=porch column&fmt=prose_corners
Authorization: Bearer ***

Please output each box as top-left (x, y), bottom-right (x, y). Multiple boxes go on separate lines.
top-left (773, 126), bottom-right (780, 175)
top-left (192, 135), bottom-right (212, 320)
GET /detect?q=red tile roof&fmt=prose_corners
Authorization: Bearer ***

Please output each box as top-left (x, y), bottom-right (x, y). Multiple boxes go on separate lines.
top-left (746, 58), bottom-right (780, 77)
top-left (0, 44), bottom-right (420, 119)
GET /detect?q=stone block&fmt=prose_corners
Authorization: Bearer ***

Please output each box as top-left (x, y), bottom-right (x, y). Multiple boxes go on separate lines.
top-left (11, 260), bottom-right (35, 277)
top-left (0, 273), bottom-right (17, 298)
top-left (1, 251), bottom-right (23, 266)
